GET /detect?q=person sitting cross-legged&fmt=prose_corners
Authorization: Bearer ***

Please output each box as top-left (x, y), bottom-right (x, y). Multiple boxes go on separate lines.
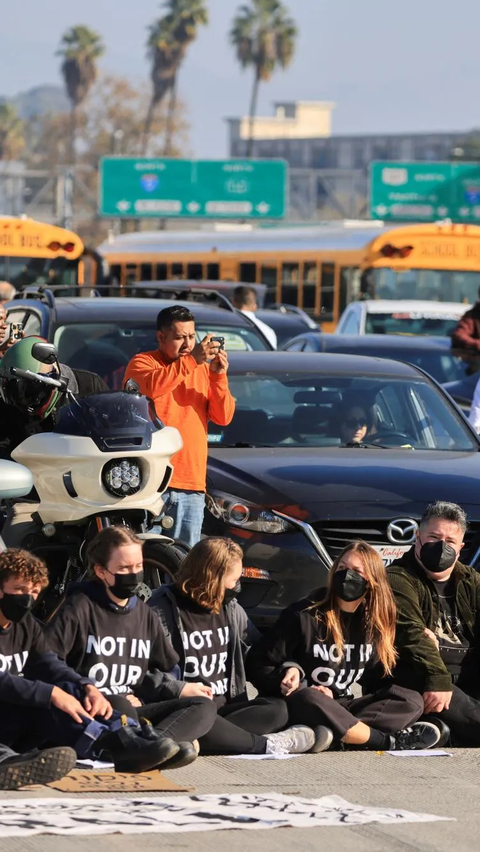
top-left (247, 541), bottom-right (444, 752)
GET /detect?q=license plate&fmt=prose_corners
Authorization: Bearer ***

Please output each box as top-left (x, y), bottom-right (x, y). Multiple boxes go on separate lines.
top-left (373, 544), bottom-right (410, 566)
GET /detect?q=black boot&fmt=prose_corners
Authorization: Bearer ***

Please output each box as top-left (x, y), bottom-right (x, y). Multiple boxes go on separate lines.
top-left (160, 741), bottom-right (198, 770)
top-left (418, 716), bottom-right (451, 747)
top-left (97, 716), bottom-right (180, 773)
top-left (0, 746), bottom-right (76, 791)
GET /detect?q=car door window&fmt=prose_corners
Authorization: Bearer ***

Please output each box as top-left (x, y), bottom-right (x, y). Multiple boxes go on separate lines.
top-left (6, 308), bottom-right (42, 337)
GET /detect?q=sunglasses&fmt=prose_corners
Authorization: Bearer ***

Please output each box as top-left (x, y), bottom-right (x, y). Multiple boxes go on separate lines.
top-left (345, 417), bottom-right (367, 429)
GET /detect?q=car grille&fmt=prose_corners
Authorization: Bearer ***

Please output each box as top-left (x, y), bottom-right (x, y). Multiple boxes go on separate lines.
top-left (313, 519), bottom-right (480, 566)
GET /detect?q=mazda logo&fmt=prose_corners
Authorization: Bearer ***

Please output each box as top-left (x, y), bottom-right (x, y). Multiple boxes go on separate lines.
top-left (387, 518), bottom-right (418, 545)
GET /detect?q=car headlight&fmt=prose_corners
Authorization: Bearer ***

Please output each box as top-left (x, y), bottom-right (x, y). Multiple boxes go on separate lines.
top-left (102, 459), bottom-right (142, 497)
top-left (206, 491), bottom-right (294, 533)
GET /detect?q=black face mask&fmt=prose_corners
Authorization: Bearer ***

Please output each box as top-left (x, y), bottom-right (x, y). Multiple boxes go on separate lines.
top-left (333, 568), bottom-right (368, 602)
top-left (0, 593), bottom-right (35, 623)
top-left (107, 570), bottom-right (144, 599)
top-left (419, 540), bottom-right (457, 573)
top-left (223, 581), bottom-right (242, 605)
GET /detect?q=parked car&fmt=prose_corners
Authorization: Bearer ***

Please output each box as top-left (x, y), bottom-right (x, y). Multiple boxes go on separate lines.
top-left (282, 332), bottom-right (471, 386)
top-left (335, 299), bottom-right (470, 336)
top-left (5, 290), bottom-right (272, 387)
top-left (203, 351), bottom-right (480, 628)
top-left (112, 281), bottom-right (321, 348)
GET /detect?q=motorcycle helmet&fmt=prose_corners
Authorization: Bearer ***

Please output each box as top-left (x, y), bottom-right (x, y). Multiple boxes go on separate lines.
top-left (0, 336), bottom-right (61, 418)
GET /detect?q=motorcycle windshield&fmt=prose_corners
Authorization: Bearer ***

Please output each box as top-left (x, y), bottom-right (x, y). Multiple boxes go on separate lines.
top-left (53, 391), bottom-right (164, 452)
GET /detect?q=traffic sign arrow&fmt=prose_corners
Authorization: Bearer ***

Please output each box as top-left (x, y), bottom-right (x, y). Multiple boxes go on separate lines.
top-left (187, 201), bottom-right (200, 213)
top-left (256, 201), bottom-right (270, 214)
top-left (116, 200), bottom-right (131, 212)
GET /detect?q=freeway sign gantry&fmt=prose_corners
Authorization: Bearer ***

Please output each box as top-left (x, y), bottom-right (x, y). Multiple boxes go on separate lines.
top-left (370, 160), bottom-right (480, 223)
top-left (99, 157), bottom-right (287, 219)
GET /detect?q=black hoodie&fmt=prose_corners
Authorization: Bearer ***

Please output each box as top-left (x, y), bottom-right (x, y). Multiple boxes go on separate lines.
top-left (246, 588), bottom-right (380, 699)
top-left (45, 581), bottom-right (179, 698)
top-left (0, 611), bottom-right (91, 708)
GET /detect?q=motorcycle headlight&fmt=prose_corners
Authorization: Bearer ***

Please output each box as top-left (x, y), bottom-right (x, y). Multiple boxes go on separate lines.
top-left (206, 491), bottom-right (294, 534)
top-left (102, 459), bottom-right (142, 497)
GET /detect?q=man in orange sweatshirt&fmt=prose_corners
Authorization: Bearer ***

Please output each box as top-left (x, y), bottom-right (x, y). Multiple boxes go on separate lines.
top-left (124, 305), bottom-right (235, 545)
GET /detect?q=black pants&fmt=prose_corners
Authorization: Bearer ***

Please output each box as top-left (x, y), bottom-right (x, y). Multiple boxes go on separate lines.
top-left (433, 684), bottom-right (480, 746)
top-left (199, 697), bottom-right (289, 755)
top-left (287, 685), bottom-right (423, 740)
top-left (108, 694), bottom-right (217, 744)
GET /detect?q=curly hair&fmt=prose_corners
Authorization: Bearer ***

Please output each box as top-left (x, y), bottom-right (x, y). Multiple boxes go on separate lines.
top-left (0, 548), bottom-right (49, 589)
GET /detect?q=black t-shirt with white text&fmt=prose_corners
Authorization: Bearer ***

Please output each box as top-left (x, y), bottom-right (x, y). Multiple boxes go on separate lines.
top-left (247, 595), bottom-right (377, 699)
top-left (172, 586), bottom-right (231, 706)
top-left (45, 581), bottom-right (179, 695)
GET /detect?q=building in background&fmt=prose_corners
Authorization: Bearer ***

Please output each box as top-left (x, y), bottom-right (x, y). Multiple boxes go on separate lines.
top-left (227, 102), bottom-right (480, 219)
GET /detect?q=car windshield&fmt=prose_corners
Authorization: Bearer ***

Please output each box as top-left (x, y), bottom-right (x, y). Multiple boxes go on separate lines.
top-left (208, 373), bottom-right (477, 451)
top-left (54, 321), bottom-right (268, 388)
top-left (371, 267), bottom-right (480, 304)
top-left (365, 312), bottom-right (461, 336)
top-left (334, 346), bottom-right (469, 384)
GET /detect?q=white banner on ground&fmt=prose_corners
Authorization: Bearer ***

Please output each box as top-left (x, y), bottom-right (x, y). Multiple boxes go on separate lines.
top-left (0, 793), bottom-right (452, 836)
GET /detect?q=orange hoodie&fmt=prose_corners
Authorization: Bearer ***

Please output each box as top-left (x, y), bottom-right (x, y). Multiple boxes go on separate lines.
top-left (124, 350), bottom-right (235, 491)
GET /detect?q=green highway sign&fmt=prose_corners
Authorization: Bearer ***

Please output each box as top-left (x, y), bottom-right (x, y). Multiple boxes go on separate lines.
top-left (370, 161), bottom-right (480, 223)
top-left (99, 157), bottom-right (287, 219)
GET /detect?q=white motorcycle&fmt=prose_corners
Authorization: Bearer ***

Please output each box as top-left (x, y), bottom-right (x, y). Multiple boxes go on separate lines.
top-left (3, 342), bottom-right (189, 619)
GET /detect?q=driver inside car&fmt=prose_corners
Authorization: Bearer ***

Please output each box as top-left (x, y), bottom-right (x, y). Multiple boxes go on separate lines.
top-left (336, 400), bottom-right (375, 446)
top-left (0, 336), bottom-right (108, 460)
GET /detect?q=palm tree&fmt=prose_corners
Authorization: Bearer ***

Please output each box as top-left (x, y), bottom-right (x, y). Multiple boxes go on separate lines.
top-left (0, 103), bottom-right (24, 160)
top-left (57, 25), bottom-right (105, 164)
top-left (230, 0), bottom-right (297, 158)
top-left (144, 0), bottom-right (208, 155)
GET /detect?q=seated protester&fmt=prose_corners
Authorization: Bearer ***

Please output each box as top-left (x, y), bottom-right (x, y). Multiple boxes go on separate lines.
top-left (0, 742), bottom-right (76, 791)
top-left (46, 526), bottom-right (217, 769)
top-left (388, 500), bottom-right (480, 747)
top-left (246, 540), bottom-right (443, 752)
top-left (148, 537), bottom-right (315, 755)
top-left (0, 548), bottom-right (183, 774)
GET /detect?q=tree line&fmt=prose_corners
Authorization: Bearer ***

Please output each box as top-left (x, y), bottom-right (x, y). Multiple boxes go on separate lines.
top-left (0, 0), bottom-right (297, 166)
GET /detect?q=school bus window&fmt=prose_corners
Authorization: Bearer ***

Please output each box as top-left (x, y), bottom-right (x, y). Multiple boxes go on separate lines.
top-left (110, 265), bottom-right (121, 286)
top-left (281, 263), bottom-right (300, 306)
top-left (141, 264), bottom-right (153, 281)
top-left (340, 267), bottom-right (357, 315)
top-left (126, 264), bottom-right (139, 285)
top-left (206, 263), bottom-right (219, 280)
top-left (170, 262), bottom-right (184, 278)
top-left (239, 262), bottom-right (256, 283)
top-left (320, 263), bottom-right (335, 320)
top-left (187, 263), bottom-right (203, 280)
top-left (260, 265), bottom-right (277, 305)
top-left (303, 261), bottom-right (318, 310)
top-left (155, 263), bottom-right (167, 281)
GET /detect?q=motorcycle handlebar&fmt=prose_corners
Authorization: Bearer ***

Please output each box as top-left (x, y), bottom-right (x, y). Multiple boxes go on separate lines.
top-left (11, 367), bottom-right (68, 390)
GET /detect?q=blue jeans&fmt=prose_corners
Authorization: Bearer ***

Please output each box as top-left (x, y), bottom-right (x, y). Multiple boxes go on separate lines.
top-left (159, 489), bottom-right (205, 547)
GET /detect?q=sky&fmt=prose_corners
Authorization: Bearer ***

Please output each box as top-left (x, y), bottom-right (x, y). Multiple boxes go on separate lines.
top-left (1, 0), bottom-right (480, 157)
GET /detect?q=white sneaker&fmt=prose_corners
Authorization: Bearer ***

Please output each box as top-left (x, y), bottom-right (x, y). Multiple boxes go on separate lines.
top-left (265, 725), bottom-right (315, 755)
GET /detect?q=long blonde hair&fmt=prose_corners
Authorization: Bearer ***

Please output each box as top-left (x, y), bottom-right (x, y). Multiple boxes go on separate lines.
top-left (176, 537), bottom-right (243, 614)
top-left (311, 540), bottom-right (397, 676)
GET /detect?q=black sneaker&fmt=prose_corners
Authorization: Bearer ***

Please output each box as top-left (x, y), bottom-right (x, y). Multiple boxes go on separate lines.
top-left (0, 746), bottom-right (76, 791)
top-left (390, 721), bottom-right (441, 750)
top-left (419, 716), bottom-right (451, 747)
top-left (311, 726), bottom-right (334, 753)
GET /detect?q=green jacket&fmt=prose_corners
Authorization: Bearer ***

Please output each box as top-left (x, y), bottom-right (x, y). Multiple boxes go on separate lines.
top-left (388, 547), bottom-right (480, 693)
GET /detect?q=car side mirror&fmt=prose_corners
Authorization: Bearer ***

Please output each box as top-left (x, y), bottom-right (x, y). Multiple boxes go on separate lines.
top-left (124, 379), bottom-right (140, 394)
top-left (31, 342), bottom-right (58, 365)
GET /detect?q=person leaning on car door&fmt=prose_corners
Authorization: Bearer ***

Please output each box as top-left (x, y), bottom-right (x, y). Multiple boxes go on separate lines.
top-left (386, 500), bottom-right (480, 746)
top-left (123, 305), bottom-right (235, 547)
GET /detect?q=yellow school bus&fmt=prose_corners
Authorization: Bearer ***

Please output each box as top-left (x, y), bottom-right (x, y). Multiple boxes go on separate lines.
top-left (0, 216), bottom-right (105, 292)
top-left (97, 221), bottom-right (480, 331)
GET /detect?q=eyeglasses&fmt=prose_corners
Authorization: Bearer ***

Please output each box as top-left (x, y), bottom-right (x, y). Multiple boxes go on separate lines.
top-left (345, 418), bottom-right (367, 429)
